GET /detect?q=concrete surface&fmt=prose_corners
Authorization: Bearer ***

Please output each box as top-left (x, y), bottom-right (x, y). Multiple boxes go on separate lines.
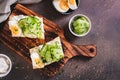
top-left (0, 0), bottom-right (120, 80)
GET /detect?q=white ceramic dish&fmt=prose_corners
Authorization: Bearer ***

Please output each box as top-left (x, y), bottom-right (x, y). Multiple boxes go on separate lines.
top-left (52, 0), bottom-right (80, 14)
top-left (69, 14), bottom-right (91, 37)
top-left (0, 54), bottom-right (12, 77)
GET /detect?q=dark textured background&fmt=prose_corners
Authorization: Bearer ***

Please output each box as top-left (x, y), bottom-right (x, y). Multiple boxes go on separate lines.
top-left (0, 0), bottom-right (120, 80)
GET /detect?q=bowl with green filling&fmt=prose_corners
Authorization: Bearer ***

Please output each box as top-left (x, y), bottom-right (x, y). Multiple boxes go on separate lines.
top-left (69, 14), bottom-right (91, 37)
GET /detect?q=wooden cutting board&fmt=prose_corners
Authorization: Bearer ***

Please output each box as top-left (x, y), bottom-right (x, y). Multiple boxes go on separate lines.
top-left (0, 4), bottom-right (97, 77)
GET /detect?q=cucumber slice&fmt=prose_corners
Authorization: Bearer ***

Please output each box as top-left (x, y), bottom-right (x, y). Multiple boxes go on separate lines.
top-left (40, 44), bottom-right (47, 58)
top-left (23, 28), bottom-right (32, 37)
top-left (45, 51), bottom-right (52, 63)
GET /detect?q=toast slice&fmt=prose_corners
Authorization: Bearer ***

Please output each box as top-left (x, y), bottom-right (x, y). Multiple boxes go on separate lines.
top-left (29, 37), bottom-right (64, 69)
top-left (8, 15), bottom-right (44, 39)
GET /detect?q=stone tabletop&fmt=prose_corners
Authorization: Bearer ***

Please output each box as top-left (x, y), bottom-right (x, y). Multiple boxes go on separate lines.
top-left (0, 0), bottom-right (120, 80)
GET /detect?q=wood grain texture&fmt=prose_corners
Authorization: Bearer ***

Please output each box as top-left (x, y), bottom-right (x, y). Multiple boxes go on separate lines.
top-left (0, 4), bottom-right (97, 77)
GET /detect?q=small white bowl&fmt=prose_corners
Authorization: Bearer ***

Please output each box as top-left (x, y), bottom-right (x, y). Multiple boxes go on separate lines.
top-left (69, 14), bottom-right (91, 37)
top-left (0, 54), bottom-right (12, 77)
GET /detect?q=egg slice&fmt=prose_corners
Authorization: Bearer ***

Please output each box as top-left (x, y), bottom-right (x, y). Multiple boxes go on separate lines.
top-left (30, 46), bottom-right (44, 69)
top-left (8, 15), bottom-right (26, 37)
top-left (68, 0), bottom-right (78, 10)
top-left (53, 0), bottom-right (69, 13)
top-left (8, 21), bottom-right (23, 37)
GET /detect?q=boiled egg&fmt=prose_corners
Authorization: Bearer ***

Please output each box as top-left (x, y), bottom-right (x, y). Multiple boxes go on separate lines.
top-left (30, 47), bottom-right (44, 69)
top-left (8, 21), bottom-right (22, 37)
top-left (68, 0), bottom-right (78, 10)
top-left (53, 0), bottom-right (69, 13)
top-left (8, 15), bottom-right (26, 37)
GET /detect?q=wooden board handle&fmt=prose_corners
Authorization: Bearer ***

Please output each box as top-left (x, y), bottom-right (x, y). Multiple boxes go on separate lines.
top-left (72, 44), bottom-right (97, 57)
top-left (59, 38), bottom-right (96, 58)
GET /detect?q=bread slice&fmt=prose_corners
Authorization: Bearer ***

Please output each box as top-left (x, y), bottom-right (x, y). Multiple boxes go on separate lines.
top-left (29, 37), bottom-right (64, 69)
top-left (8, 15), bottom-right (44, 39)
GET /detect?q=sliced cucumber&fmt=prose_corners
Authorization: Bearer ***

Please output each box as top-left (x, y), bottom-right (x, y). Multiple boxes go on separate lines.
top-left (72, 16), bottom-right (90, 35)
top-left (40, 44), bottom-right (47, 58)
top-left (18, 16), bottom-right (42, 38)
top-left (39, 41), bottom-right (63, 64)
top-left (45, 51), bottom-right (52, 63)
